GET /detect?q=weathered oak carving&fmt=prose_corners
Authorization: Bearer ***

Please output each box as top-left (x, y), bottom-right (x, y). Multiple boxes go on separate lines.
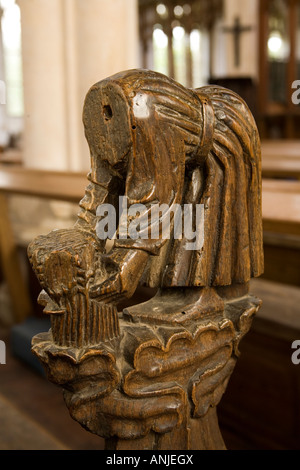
top-left (28, 69), bottom-right (263, 450)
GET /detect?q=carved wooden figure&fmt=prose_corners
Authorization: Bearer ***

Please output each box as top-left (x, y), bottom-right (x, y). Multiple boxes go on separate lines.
top-left (28, 69), bottom-right (263, 450)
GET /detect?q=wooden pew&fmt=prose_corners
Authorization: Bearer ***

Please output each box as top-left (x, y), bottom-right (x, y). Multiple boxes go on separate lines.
top-left (0, 166), bottom-right (86, 323)
top-left (219, 175), bottom-right (300, 449)
top-left (0, 150), bottom-right (23, 166)
top-left (219, 277), bottom-right (300, 450)
top-left (0, 166), bottom-right (86, 202)
top-left (262, 178), bottom-right (300, 236)
top-left (262, 178), bottom-right (300, 286)
top-left (261, 140), bottom-right (300, 180)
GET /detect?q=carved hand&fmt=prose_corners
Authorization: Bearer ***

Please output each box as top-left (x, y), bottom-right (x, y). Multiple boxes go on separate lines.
top-left (89, 248), bottom-right (149, 303)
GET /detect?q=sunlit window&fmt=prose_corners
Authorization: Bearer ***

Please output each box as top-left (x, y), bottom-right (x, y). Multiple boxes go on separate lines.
top-left (267, 0), bottom-right (290, 104)
top-left (153, 25), bottom-right (169, 76)
top-left (190, 28), bottom-right (210, 88)
top-left (0, 0), bottom-right (24, 117)
top-left (296, 1), bottom-right (300, 79)
top-left (139, 0), bottom-right (223, 89)
top-left (172, 25), bottom-right (186, 86)
top-left (152, 22), bottom-right (209, 88)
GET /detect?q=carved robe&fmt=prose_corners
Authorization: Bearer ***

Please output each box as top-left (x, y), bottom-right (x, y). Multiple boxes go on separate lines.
top-left (76, 69), bottom-right (263, 290)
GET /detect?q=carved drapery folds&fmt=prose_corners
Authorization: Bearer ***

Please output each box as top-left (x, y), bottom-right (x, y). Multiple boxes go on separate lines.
top-left (28, 69), bottom-right (263, 450)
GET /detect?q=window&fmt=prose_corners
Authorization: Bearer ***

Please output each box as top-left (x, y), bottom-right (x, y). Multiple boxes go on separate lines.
top-left (296, 1), bottom-right (300, 80)
top-left (267, 0), bottom-right (290, 104)
top-left (0, 0), bottom-right (24, 117)
top-left (139, 0), bottom-right (223, 88)
top-left (259, 0), bottom-right (300, 138)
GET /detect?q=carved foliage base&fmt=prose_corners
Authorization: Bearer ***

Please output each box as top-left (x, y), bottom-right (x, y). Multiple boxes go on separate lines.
top-left (32, 292), bottom-right (261, 450)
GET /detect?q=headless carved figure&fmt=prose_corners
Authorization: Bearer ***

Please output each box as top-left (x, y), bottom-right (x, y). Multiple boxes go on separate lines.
top-left (28, 69), bottom-right (263, 450)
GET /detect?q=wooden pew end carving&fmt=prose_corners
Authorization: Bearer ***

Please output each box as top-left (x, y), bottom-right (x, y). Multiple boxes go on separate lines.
top-left (28, 69), bottom-right (264, 450)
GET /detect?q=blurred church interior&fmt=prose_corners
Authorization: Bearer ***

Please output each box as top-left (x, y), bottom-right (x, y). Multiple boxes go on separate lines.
top-left (0, 0), bottom-right (299, 450)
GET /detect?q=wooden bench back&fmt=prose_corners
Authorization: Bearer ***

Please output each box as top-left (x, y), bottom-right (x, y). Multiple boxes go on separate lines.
top-left (261, 140), bottom-right (300, 179)
top-left (0, 166), bottom-right (87, 202)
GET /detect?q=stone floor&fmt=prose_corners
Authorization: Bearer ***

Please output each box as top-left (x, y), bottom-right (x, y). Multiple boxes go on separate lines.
top-left (0, 393), bottom-right (66, 450)
top-left (0, 325), bottom-right (104, 450)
